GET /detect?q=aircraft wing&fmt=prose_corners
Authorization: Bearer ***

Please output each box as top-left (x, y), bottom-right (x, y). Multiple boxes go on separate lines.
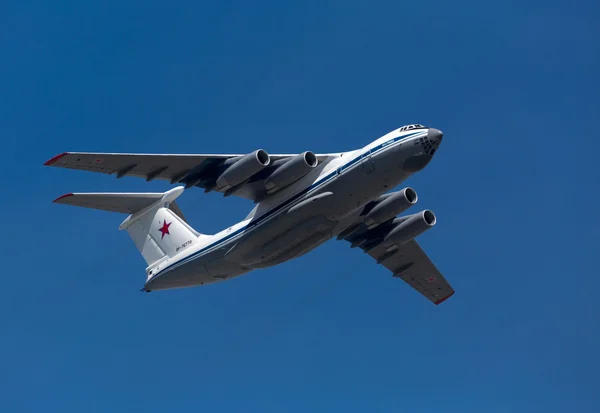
top-left (341, 235), bottom-right (455, 305)
top-left (44, 151), bottom-right (331, 201)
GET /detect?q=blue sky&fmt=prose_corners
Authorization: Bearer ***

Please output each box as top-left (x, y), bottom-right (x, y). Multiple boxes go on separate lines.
top-left (1, 1), bottom-right (599, 411)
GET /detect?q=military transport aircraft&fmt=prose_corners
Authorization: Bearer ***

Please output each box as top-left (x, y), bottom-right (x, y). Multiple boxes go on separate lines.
top-left (45, 124), bottom-right (454, 305)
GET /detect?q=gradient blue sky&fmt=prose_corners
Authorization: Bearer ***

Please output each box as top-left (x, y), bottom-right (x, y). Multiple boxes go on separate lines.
top-left (1, 1), bottom-right (599, 412)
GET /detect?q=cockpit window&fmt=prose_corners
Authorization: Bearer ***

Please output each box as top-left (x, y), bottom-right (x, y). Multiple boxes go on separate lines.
top-left (398, 124), bottom-right (426, 132)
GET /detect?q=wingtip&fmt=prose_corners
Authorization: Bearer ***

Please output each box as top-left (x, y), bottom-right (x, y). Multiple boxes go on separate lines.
top-left (434, 291), bottom-right (455, 305)
top-left (44, 152), bottom-right (68, 166)
top-left (53, 193), bottom-right (73, 203)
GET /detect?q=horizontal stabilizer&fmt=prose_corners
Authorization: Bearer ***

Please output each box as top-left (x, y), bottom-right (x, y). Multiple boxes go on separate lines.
top-left (52, 186), bottom-right (203, 268)
top-left (54, 192), bottom-right (162, 214)
top-left (53, 187), bottom-right (188, 222)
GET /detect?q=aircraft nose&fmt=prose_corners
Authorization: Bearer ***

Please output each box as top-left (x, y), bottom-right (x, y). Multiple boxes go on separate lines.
top-left (401, 127), bottom-right (444, 172)
top-left (427, 128), bottom-right (443, 145)
top-left (417, 128), bottom-right (443, 156)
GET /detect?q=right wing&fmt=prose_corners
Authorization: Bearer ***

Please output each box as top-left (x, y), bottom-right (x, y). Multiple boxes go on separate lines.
top-left (364, 239), bottom-right (455, 305)
top-left (339, 222), bottom-right (454, 305)
top-left (44, 151), bottom-right (333, 202)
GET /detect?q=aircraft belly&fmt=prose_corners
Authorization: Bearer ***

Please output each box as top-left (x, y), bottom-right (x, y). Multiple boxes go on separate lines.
top-left (254, 232), bottom-right (332, 268)
top-left (228, 215), bottom-right (336, 267)
top-left (147, 258), bottom-right (215, 290)
top-left (204, 253), bottom-right (249, 280)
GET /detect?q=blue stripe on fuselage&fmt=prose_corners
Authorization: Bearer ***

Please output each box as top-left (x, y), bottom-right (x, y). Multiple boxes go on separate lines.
top-left (147, 130), bottom-right (426, 282)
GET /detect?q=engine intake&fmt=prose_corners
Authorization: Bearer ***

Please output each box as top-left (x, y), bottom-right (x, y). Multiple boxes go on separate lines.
top-left (216, 149), bottom-right (270, 189)
top-left (384, 209), bottom-right (436, 246)
top-left (264, 151), bottom-right (318, 192)
top-left (364, 187), bottom-right (418, 229)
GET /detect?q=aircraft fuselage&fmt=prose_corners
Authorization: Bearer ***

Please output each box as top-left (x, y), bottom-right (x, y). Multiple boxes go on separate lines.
top-left (145, 126), bottom-right (443, 291)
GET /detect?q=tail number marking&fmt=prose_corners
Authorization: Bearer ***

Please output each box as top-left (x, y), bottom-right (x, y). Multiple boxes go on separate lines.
top-left (176, 240), bottom-right (193, 252)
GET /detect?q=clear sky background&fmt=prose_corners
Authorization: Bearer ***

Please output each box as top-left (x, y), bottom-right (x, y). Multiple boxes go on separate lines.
top-left (1, 1), bottom-right (599, 412)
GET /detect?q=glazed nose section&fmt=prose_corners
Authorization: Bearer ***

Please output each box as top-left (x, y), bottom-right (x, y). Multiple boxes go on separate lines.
top-left (421, 128), bottom-right (443, 156)
top-left (428, 128), bottom-right (443, 145)
top-left (401, 127), bottom-right (444, 173)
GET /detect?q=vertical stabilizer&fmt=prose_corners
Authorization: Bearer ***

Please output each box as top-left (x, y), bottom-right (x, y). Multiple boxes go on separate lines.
top-left (123, 205), bottom-right (199, 266)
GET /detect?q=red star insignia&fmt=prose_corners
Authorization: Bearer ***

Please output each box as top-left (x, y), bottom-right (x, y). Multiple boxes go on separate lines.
top-left (427, 276), bottom-right (437, 284)
top-left (158, 220), bottom-right (171, 239)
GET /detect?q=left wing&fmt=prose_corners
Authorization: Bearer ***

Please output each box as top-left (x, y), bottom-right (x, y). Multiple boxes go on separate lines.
top-left (44, 151), bottom-right (332, 201)
top-left (340, 229), bottom-right (454, 305)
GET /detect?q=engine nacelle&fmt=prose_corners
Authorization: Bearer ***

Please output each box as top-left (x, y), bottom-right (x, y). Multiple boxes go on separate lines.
top-left (216, 149), bottom-right (270, 189)
top-left (384, 209), bottom-right (436, 246)
top-left (364, 188), bottom-right (418, 229)
top-left (264, 151), bottom-right (318, 192)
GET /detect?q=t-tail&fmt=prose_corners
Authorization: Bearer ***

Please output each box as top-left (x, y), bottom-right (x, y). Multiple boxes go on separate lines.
top-left (53, 186), bottom-right (204, 282)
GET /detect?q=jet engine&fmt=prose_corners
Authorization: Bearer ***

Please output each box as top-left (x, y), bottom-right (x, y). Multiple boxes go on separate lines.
top-left (384, 209), bottom-right (436, 246)
top-left (364, 188), bottom-right (418, 229)
top-left (264, 151), bottom-right (318, 192)
top-left (216, 149), bottom-right (270, 189)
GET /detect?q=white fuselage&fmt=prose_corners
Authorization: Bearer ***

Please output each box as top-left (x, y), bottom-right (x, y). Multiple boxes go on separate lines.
top-left (145, 127), bottom-right (438, 291)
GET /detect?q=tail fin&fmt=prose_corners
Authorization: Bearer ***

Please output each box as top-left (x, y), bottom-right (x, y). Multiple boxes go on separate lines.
top-left (53, 186), bottom-right (203, 267)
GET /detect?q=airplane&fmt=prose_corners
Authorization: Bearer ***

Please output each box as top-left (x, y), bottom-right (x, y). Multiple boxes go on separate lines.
top-left (44, 124), bottom-right (455, 305)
